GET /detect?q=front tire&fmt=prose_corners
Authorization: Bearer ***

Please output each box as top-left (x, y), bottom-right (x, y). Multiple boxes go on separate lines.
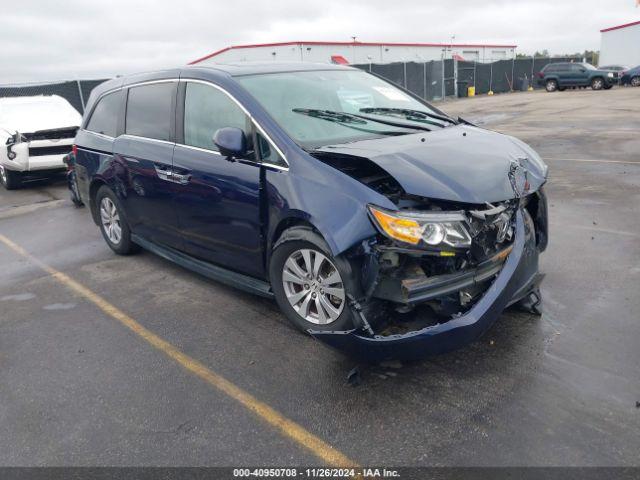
top-left (270, 227), bottom-right (356, 332)
top-left (631, 76), bottom-right (640, 87)
top-left (545, 79), bottom-right (558, 92)
top-left (0, 166), bottom-right (22, 190)
top-left (591, 77), bottom-right (604, 90)
top-left (95, 186), bottom-right (138, 255)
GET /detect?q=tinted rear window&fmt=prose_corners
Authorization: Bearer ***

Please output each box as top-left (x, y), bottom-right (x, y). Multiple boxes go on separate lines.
top-left (125, 82), bottom-right (175, 141)
top-left (545, 63), bottom-right (569, 73)
top-left (86, 90), bottom-right (122, 137)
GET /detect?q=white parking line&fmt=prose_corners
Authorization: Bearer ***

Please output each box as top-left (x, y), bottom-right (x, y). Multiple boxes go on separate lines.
top-left (565, 224), bottom-right (640, 238)
top-left (545, 158), bottom-right (640, 165)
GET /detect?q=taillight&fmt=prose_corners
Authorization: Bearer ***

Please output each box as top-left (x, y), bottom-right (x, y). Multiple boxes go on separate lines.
top-left (72, 144), bottom-right (78, 156)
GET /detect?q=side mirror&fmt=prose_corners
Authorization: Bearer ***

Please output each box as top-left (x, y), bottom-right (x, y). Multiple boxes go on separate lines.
top-left (213, 127), bottom-right (247, 160)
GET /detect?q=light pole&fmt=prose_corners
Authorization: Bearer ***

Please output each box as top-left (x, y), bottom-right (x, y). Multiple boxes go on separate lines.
top-left (442, 35), bottom-right (455, 100)
top-left (351, 36), bottom-right (357, 64)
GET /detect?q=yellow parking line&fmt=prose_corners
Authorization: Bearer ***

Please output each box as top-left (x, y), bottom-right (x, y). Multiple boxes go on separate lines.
top-left (0, 233), bottom-right (358, 467)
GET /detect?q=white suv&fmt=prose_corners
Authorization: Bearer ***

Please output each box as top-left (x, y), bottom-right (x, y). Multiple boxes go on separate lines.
top-left (0, 95), bottom-right (81, 189)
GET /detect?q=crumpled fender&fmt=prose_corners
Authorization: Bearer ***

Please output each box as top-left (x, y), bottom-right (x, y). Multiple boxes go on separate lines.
top-left (309, 208), bottom-right (541, 363)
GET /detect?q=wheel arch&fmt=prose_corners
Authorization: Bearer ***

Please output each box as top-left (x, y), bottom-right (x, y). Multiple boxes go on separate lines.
top-left (267, 216), bottom-right (330, 281)
top-left (88, 178), bottom-right (108, 225)
top-left (271, 217), bottom-right (318, 248)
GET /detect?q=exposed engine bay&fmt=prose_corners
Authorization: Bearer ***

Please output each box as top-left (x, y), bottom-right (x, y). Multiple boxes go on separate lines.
top-left (311, 150), bottom-right (547, 339)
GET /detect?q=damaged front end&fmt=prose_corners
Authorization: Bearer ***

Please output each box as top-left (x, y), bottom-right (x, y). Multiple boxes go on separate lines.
top-left (309, 168), bottom-right (548, 362)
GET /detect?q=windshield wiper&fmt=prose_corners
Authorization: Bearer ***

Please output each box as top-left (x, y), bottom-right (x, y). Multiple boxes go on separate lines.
top-left (359, 107), bottom-right (457, 126)
top-left (293, 108), bottom-right (431, 132)
top-left (292, 108), bottom-right (368, 125)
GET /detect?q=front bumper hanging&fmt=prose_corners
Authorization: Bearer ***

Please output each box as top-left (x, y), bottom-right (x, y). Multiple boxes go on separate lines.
top-left (309, 208), bottom-right (541, 362)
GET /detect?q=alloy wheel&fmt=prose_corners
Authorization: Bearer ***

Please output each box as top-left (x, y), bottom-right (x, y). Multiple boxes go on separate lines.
top-left (100, 197), bottom-right (122, 245)
top-left (0, 166), bottom-right (6, 185)
top-left (282, 249), bottom-right (345, 325)
top-left (631, 77), bottom-right (640, 87)
top-left (592, 79), bottom-right (603, 90)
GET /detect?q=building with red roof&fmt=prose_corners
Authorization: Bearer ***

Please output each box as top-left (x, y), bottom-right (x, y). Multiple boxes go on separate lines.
top-left (599, 20), bottom-right (640, 67)
top-left (189, 41), bottom-right (517, 66)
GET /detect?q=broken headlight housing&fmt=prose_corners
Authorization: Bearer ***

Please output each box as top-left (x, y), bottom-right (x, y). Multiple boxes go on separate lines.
top-left (5, 131), bottom-right (25, 160)
top-left (368, 205), bottom-right (472, 248)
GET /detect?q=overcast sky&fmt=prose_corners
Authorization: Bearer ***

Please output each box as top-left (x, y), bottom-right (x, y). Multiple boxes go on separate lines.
top-left (2, 0), bottom-right (637, 84)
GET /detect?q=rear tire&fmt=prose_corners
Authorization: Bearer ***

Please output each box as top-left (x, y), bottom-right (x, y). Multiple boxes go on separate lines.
top-left (0, 166), bottom-right (22, 190)
top-left (95, 186), bottom-right (139, 255)
top-left (591, 77), bottom-right (604, 90)
top-left (269, 227), bottom-right (357, 333)
top-left (69, 173), bottom-right (84, 207)
top-left (631, 76), bottom-right (640, 87)
top-left (545, 79), bottom-right (558, 92)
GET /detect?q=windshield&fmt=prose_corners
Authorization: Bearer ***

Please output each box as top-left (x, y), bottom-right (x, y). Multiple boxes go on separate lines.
top-left (238, 70), bottom-right (448, 149)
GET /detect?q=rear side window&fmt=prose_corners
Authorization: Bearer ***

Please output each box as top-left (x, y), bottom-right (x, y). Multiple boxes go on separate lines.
top-left (86, 90), bottom-right (122, 137)
top-left (183, 82), bottom-right (248, 152)
top-left (125, 82), bottom-right (175, 141)
top-left (545, 63), bottom-right (569, 73)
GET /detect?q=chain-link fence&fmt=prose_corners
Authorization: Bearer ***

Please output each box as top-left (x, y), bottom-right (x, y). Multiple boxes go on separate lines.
top-left (354, 60), bottom-right (456, 102)
top-left (355, 56), bottom-right (590, 101)
top-left (457, 57), bottom-right (586, 96)
top-left (0, 79), bottom-right (108, 114)
top-left (0, 56), bottom-right (596, 116)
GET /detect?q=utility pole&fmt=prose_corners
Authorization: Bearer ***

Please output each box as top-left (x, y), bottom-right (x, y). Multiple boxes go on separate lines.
top-left (76, 79), bottom-right (85, 113)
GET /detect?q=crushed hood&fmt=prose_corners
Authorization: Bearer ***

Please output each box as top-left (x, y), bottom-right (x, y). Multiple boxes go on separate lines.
top-left (0, 95), bottom-right (82, 135)
top-left (317, 125), bottom-right (548, 204)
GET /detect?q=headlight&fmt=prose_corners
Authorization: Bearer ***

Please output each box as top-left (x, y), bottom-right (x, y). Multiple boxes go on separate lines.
top-left (607, 72), bottom-right (614, 78)
top-left (368, 205), bottom-right (472, 248)
top-left (5, 131), bottom-right (24, 161)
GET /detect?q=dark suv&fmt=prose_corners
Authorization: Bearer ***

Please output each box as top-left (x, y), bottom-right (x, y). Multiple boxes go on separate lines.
top-left (71, 63), bottom-right (548, 362)
top-left (537, 62), bottom-right (615, 92)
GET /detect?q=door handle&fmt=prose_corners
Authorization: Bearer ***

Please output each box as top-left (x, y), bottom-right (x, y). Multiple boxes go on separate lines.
top-left (171, 172), bottom-right (191, 185)
top-left (154, 164), bottom-right (173, 181)
top-left (154, 164), bottom-right (191, 184)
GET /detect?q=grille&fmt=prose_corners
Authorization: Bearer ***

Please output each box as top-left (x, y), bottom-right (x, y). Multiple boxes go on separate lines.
top-left (29, 145), bottom-right (73, 157)
top-left (24, 127), bottom-right (77, 141)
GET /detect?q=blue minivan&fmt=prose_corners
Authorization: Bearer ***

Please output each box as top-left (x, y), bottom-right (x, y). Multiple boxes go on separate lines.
top-left (72, 63), bottom-right (549, 362)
